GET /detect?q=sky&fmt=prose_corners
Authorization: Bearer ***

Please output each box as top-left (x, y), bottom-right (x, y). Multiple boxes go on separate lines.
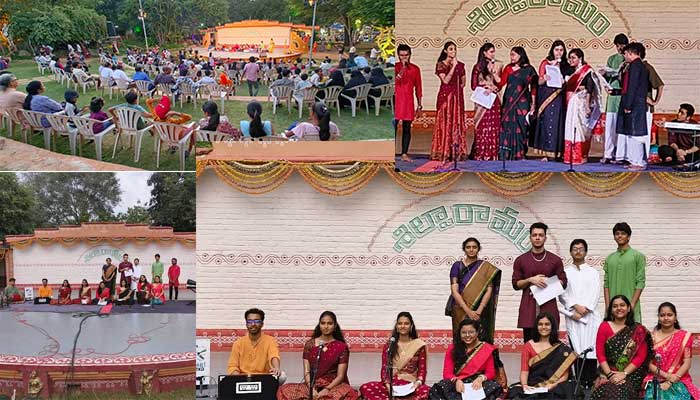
top-left (116, 172), bottom-right (153, 213)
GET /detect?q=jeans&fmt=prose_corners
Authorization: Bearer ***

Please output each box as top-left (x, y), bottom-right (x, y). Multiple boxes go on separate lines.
top-left (247, 79), bottom-right (259, 96)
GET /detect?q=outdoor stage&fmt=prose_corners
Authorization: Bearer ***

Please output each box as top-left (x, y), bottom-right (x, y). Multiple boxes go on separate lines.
top-left (192, 47), bottom-right (302, 63)
top-left (0, 307), bottom-right (195, 398)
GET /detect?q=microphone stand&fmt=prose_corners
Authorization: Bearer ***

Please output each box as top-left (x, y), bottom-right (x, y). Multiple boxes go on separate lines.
top-left (573, 348), bottom-right (592, 399)
top-left (499, 145), bottom-right (510, 172)
top-left (309, 343), bottom-right (324, 400)
top-left (386, 344), bottom-right (395, 400)
top-left (653, 354), bottom-right (661, 400)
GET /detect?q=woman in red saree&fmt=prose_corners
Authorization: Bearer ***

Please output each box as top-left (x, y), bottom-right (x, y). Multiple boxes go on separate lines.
top-left (643, 302), bottom-right (700, 400)
top-left (72, 279), bottom-right (91, 304)
top-left (469, 43), bottom-right (503, 161)
top-left (136, 275), bottom-right (152, 305)
top-left (360, 312), bottom-right (429, 400)
top-left (58, 280), bottom-right (72, 305)
top-left (429, 319), bottom-right (503, 400)
top-left (92, 281), bottom-right (111, 304)
top-left (278, 311), bottom-right (359, 400)
top-left (591, 295), bottom-right (652, 400)
top-left (430, 41), bottom-right (467, 162)
top-left (562, 48), bottom-right (604, 164)
top-left (150, 275), bottom-right (166, 305)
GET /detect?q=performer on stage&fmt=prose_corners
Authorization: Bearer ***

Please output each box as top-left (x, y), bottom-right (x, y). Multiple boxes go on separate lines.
top-left (469, 43), bottom-right (503, 161)
top-left (395, 44), bottom-right (423, 162)
top-left (73, 279), bottom-right (91, 305)
top-left (150, 275), bottom-right (166, 305)
top-left (58, 280), bottom-right (72, 305)
top-left (599, 33), bottom-right (628, 164)
top-left (643, 302), bottom-right (700, 400)
top-left (558, 239), bottom-right (601, 389)
top-left (591, 295), bottom-right (652, 400)
top-left (151, 254), bottom-right (164, 282)
top-left (512, 222), bottom-right (567, 343)
top-left (136, 275), bottom-right (151, 305)
top-left (506, 312), bottom-right (577, 399)
top-left (118, 253), bottom-right (134, 289)
top-left (500, 46), bottom-right (537, 160)
top-left (92, 281), bottom-right (111, 304)
top-left (603, 222), bottom-right (645, 323)
top-left (642, 50), bottom-right (664, 150)
top-left (359, 312), bottom-right (429, 400)
top-left (430, 41), bottom-right (467, 162)
top-left (447, 237), bottom-right (500, 342)
top-left (3, 278), bottom-right (24, 303)
top-left (34, 278), bottom-right (52, 304)
top-left (116, 279), bottom-right (134, 305)
top-left (562, 48), bottom-right (604, 164)
top-left (659, 103), bottom-right (699, 164)
top-left (168, 258), bottom-right (181, 301)
top-left (607, 43), bottom-right (649, 170)
top-left (102, 257), bottom-right (117, 295)
top-left (278, 311), bottom-right (359, 400)
top-left (429, 319), bottom-right (503, 400)
top-left (531, 40), bottom-right (569, 161)
top-left (227, 308), bottom-right (285, 381)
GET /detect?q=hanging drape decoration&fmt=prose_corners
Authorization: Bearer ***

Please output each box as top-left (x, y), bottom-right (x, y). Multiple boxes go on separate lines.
top-left (210, 160), bottom-right (295, 195)
top-left (384, 169), bottom-right (462, 195)
top-left (561, 172), bottom-right (641, 198)
top-left (7, 236), bottom-right (196, 249)
top-left (297, 162), bottom-right (382, 196)
top-left (650, 172), bottom-right (700, 198)
top-left (476, 172), bottom-right (554, 197)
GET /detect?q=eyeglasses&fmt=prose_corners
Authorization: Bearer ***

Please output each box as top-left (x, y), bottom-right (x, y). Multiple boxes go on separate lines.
top-left (246, 319), bottom-right (263, 325)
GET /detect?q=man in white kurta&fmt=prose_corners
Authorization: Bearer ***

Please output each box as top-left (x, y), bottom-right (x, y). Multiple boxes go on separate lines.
top-left (558, 239), bottom-right (601, 390)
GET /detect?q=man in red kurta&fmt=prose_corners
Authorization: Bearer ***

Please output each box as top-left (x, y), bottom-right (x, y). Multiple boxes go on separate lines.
top-left (118, 253), bottom-right (134, 289)
top-left (168, 258), bottom-right (181, 301)
top-left (512, 222), bottom-right (567, 343)
top-left (395, 44), bottom-right (423, 162)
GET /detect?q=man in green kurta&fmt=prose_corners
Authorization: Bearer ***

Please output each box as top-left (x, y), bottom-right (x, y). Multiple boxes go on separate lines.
top-left (599, 33), bottom-right (628, 163)
top-left (603, 222), bottom-right (646, 322)
top-left (151, 253), bottom-right (164, 281)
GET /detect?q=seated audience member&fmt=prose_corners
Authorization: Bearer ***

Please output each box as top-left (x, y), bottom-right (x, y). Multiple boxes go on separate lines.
top-left (150, 275), bottom-right (166, 305)
top-left (657, 103), bottom-right (699, 164)
top-left (88, 96), bottom-right (113, 134)
top-left (111, 90), bottom-right (153, 129)
top-left (58, 280), bottom-right (72, 305)
top-left (196, 70), bottom-right (217, 87)
top-left (429, 319), bottom-right (503, 400)
top-left (240, 101), bottom-right (273, 137)
top-left (3, 278), bottom-right (25, 303)
top-left (293, 73), bottom-right (313, 104)
top-left (34, 278), bottom-right (52, 304)
top-left (198, 101), bottom-right (240, 138)
top-left (99, 62), bottom-right (114, 86)
top-left (0, 73), bottom-right (27, 115)
top-left (132, 65), bottom-right (152, 83)
top-left (368, 67), bottom-right (390, 98)
top-left (73, 279), bottom-right (91, 304)
top-left (506, 312), bottom-right (576, 399)
top-left (116, 279), bottom-right (134, 305)
top-left (154, 66), bottom-right (176, 87)
top-left (111, 62), bottom-right (132, 84)
top-left (270, 69), bottom-right (295, 104)
top-left (92, 281), bottom-right (111, 304)
top-left (361, 66), bottom-right (372, 82)
top-left (23, 80), bottom-right (63, 127)
top-left (340, 70), bottom-right (369, 107)
top-left (145, 93), bottom-right (193, 124)
top-left (284, 102), bottom-right (340, 141)
top-left (354, 51), bottom-right (370, 69)
top-left (136, 275), bottom-right (152, 305)
top-left (227, 308), bottom-right (285, 383)
top-left (309, 69), bottom-right (323, 87)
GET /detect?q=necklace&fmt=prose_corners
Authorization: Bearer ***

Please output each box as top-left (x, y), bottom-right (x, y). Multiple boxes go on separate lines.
top-left (530, 250), bottom-right (546, 262)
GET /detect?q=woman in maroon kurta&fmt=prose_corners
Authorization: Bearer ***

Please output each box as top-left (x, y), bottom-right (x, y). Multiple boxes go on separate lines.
top-left (430, 41), bottom-right (467, 162)
top-left (469, 43), bottom-right (503, 161)
top-left (395, 44), bottom-right (423, 162)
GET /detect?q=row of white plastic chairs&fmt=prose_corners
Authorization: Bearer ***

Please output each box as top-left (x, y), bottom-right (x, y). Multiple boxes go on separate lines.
top-left (270, 83), bottom-right (395, 118)
top-left (2, 106), bottom-right (194, 171)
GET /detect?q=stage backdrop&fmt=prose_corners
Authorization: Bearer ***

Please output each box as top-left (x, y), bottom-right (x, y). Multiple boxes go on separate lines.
top-left (196, 171), bottom-right (700, 353)
top-left (396, 0), bottom-right (700, 113)
top-left (6, 223), bottom-right (196, 288)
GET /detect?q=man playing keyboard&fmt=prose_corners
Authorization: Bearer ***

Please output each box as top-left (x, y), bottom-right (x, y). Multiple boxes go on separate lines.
top-left (227, 308), bottom-right (286, 383)
top-left (659, 103), bottom-right (698, 164)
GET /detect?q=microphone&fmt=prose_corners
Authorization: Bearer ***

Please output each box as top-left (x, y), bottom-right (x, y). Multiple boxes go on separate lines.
top-left (318, 340), bottom-right (325, 349)
top-left (579, 346), bottom-right (593, 357)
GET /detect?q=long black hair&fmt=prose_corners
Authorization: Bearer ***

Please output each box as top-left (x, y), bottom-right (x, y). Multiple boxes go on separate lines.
top-left (312, 102), bottom-right (331, 141)
top-left (437, 41), bottom-right (457, 63)
top-left (247, 101), bottom-right (265, 138)
top-left (546, 40), bottom-right (567, 62)
top-left (568, 48), bottom-right (586, 65)
top-left (312, 310), bottom-right (346, 343)
top-left (510, 46), bottom-right (530, 67)
top-left (388, 311), bottom-right (419, 359)
top-left (452, 318), bottom-right (480, 373)
top-left (23, 80), bottom-right (42, 110)
top-left (201, 101), bottom-right (220, 131)
top-left (476, 42), bottom-right (495, 80)
top-left (655, 302), bottom-right (681, 330)
top-left (532, 312), bottom-right (560, 345)
top-left (605, 294), bottom-right (636, 327)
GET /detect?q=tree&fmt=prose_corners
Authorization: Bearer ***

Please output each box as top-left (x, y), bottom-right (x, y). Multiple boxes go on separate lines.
top-left (23, 173), bottom-right (121, 227)
top-left (117, 203), bottom-right (152, 224)
top-left (147, 173), bottom-right (195, 232)
top-left (229, 0), bottom-right (292, 22)
top-left (0, 174), bottom-right (38, 241)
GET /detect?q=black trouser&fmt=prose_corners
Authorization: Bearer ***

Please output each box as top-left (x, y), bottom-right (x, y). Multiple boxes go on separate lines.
top-left (169, 285), bottom-right (178, 300)
top-left (395, 119), bottom-right (412, 155)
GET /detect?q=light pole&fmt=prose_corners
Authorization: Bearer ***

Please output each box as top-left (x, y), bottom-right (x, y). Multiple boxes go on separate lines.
top-left (138, 0), bottom-right (149, 51)
top-left (308, 0), bottom-right (318, 69)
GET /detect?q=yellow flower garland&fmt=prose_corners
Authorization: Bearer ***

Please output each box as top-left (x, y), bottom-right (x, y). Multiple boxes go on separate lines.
top-left (561, 172), bottom-right (641, 198)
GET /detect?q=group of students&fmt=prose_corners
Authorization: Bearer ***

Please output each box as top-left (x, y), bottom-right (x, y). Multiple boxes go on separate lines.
top-left (395, 33), bottom-right (695, 169)
top-left (1, 253), bottom-right (182, 307)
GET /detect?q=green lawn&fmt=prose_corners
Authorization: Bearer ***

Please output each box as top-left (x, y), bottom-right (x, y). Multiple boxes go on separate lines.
top-left (2, 58), bottom-right (393, 170)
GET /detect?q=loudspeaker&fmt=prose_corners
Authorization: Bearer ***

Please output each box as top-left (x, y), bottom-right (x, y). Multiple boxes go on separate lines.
top-left (107, 21), bottom-right (117, 37)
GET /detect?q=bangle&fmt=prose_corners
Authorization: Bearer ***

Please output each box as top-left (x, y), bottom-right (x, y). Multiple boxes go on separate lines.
top-left (606, 372), bottom-right (614, 379)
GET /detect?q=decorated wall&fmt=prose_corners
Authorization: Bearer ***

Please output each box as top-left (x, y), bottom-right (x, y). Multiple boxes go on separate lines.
top-left (195, 165), bottom-right (700, 352)
top-left (396, 0), bottom-right (700, 113)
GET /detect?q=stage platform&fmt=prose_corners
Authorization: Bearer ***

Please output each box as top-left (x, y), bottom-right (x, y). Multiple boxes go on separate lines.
top-left (0, 299), bottom-right (195, 314)
top-left (0, 310), bottom-right (194, 398)
top-left (192, 47), bottom-right (302, 63)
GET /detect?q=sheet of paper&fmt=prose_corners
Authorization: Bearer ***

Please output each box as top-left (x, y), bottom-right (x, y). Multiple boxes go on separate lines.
top-left (524, 386), bottom-right (549, 394)
top-left (545, 65), bottom-right (563, 88)
top-left (530, 275), bottom-right (565, 306)
top-left (461, 385), bottom-right (486, 400)
top-left (392, 384), bottom-right (415, 397)
top-left (124, 270), bottom-right (134, 277)
top-left (470, 87), bottom-right (497, 109)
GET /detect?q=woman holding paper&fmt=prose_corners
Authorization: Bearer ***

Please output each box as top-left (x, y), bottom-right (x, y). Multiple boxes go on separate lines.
top-left (499, 47), bottom-right (538, 160)
top-left (430, 41), bottom-right (467, 162)
top-left (562, 48), bottom-right (604, 164)
top-left (359, 312), bottom-right (430, 400)
top-left (429, 319), bottom-right (503, 400)
top-left (531, 40), bottom-right (570, 161)
top-left (469, 43), bottom-right (503, 161)
top-left (506, 312), bottom-right (576, 399)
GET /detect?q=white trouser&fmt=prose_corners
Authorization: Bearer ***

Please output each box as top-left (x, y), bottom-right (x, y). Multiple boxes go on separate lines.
top-left (646, 111), bottom-right (653, 155)
top-left (604, 112), bottom-right (618, 159)
top-left (616, 134), bottom-right (647, 167)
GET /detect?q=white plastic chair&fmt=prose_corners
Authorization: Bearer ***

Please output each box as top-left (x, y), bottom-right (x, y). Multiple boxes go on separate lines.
top-left (111, 106), bottom-right (153, 162)
top-left (152, 121), bottom-right (193, 171)
top-left (99, 76), bottom-right (114, 98)
top-left (45, 114), bottom-right (79, 155)
top-left (179, 83), bottom-right (197, 108)
top-left (317, 86), bottom-right (342, 117)
top-left (156, 83), bottom-right (175, 104)
top-left (271, 85), bottom-right (293, 114)
top-left (73, 70), bottom-right (97, 94)
top-left (340, 83), bottom-right (372, 117)
top-left (21, 110), bottom-right (53, 149)
top-left (368, 84), bottom-right (395, 116)
top-left (72, 116), bottom-right (116, 161)
top-left (135, 80), bottom-right (152, 102)
top-left (113, 79), bottom-right (132, 99)
top-left (4, 108), bottom-right (30, 142)
top-left (196, 128), bottom-right (232, 142)
top-left (296, 87), bottom-right (319, 119)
